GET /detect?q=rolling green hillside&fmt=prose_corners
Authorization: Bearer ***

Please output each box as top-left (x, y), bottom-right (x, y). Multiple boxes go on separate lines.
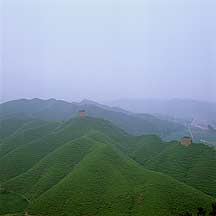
top-left (0, 98), bottom-right (186, 138)
top-left (0, 120), bottom-right (59, 158)
top-left (0, 117), bottom-right (127, 183)
top-left (0, 192), bottom-right (28, 215)
top-left (119, 135), bottom-right (176, 164)
top-left (28, 142), bottom-right (214, 216)
top-left (1, 116), bottom-right (215, 215)
top-left (0, 118), bottom-right (31, 139)
top-left (145, 143), bottom-right (216, 198)
top-left (119, 133), bottom-right (216, 198)
top-left (5, 135), bottom-right (104, 199)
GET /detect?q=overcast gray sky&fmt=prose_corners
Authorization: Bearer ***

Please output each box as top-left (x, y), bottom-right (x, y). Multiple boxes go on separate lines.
top-left (1, 0), bottom-right (216, 103)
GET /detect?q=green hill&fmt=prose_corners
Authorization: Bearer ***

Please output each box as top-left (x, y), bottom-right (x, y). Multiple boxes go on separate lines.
top-left (0, 118), bottom-right (32, 139)
top-left (0, 192), bottom-right (28, 215)
top-left (0, 117), bottom-right (126, 182)
top-left (0, 120), bottom-right (59, 158)
top-left (119, 135), bottom-right (176, 164)
top-left (0, 98), bottom-right (186, 138)
top-left (4, 135), bottom-right (104, 199)
top-left (145, 143), bottom-right (216, 198)
top-left (119, 133), bottom-right (216, 198)
top-left (1, 116), bottom-right (215, 215)
top-left (28, 142), bottom-right (214, 216)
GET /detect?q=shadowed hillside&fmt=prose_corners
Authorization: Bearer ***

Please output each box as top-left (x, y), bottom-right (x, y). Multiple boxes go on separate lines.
top-left (145, 143), bottom-right (216, 198)
top-left (0, 117), bottom-right (127, 183)
top-left (1, 117), bottom-right (215, 215)
top-left (119, 133), bottom-right (216, 198)
top-left (0, 98), bottom-right (186, 138)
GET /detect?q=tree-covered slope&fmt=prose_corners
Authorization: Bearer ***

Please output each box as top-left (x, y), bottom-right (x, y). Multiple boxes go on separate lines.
top-left (1, 116), bottom-right (215, 216)
top-left (0, 98), bottom-right (186, 137)
top-left (118, 135), bottom-right (176, 165)
top-left (4, 135), bottom-right (104, 199)
top-left (0, 192), bottom-right (28, 215)
top-left (110, 132), bottom-right (216, 199)
top-left (0, 120), bottom-right (59, 158)
top-left (0, 117), bottom-right (127, 182)
top-left (0, 118), bottom-right (32, 139)
top-left (28, 143), bottom-right (214, 216)
top-left (145, 143), bottom-right (216, 198)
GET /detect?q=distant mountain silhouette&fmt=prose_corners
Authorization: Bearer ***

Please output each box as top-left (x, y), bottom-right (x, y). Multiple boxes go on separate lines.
top-left (0, 98), bottom-right (185, 138)
top-left (108, 98), bottom-right (216, 122)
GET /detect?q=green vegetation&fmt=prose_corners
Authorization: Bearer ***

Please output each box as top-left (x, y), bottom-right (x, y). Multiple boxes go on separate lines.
top-left (28, 142), bottom-right (214, 216)
top-left (120, 135), bottom-right (177, 164)
top-left (0, 98), bottom-right (186, 138)
top-left (0, 117), bottom-right (126, 183)
top-left (0, 118), bottom-right (31, 139)
top-left (0, 122), bottom-right (61, 182)
top-left (116, 132), bottom-right (216, 198)
top-left (1, 114), bottom-right (215, 215)
top-left (144, 143), bottom-right (216, 198)
top-left (0, 120), bottom-right (60, 158)
top-left (177, 202), bottom-right (216, 216)
top-left (5, 136), bottom-right (102, 199)
top-left (0, 191), bottom-right (28, 215)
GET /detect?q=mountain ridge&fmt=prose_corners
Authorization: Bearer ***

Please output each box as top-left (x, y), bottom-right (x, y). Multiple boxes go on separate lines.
top-left (1, 103), bottom-right (216, 215)
top-left (0, 98), bottom-right (186, 139)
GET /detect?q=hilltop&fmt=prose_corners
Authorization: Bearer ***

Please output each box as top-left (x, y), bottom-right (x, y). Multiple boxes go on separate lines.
top-left (118, 133), bottom-right (216, 198)
top-left (28, 142), bottom-right (214, 216)
top-left (145, 142), bottom-right (216, 198)
top-left (0, 116), bottom-right (215, 215)
top-left (0, 98), bottom-right (186, 138)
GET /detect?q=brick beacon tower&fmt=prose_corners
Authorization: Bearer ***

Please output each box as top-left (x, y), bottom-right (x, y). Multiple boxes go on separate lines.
top-left (79, 110), bottom-right (86, 118)
top-left (180, 136), bottom-right (192, 146)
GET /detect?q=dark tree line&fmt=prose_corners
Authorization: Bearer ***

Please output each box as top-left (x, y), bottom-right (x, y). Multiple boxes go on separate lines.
top-left (178, 203), bottom-right (216, 216)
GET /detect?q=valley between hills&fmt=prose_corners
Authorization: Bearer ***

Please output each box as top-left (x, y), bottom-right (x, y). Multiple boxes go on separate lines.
top-left (0, 99), bottom-right (216, 216)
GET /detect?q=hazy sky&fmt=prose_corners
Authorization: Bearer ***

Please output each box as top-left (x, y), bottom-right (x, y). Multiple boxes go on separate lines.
top-left (1, 0), bottom-right (216, 103)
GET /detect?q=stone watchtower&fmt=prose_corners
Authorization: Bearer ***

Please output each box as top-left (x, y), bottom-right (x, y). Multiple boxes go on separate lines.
top-left (79, 110), bottom-right (86, 118)
top-left (180, 136), bottom-right (192, 146)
